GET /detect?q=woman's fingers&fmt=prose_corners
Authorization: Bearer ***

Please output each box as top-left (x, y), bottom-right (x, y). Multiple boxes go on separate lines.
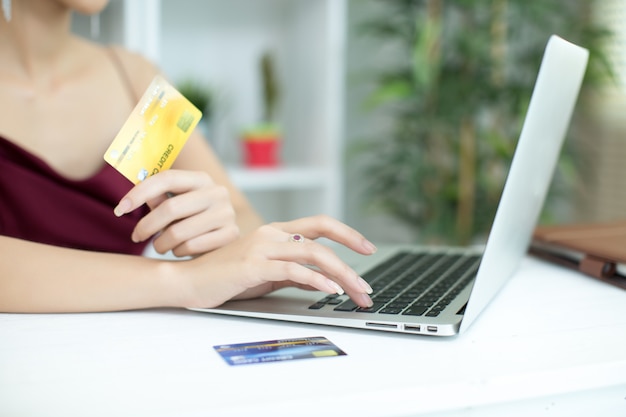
top-left (134, 187), bottom-right (234, 242)
top-left (261, 260), bottom-right (348, 295)
top-left (267, 238), bottom-right (371, 293)
top-left (237, 228), bottom-right (374, 307)
top-left (271, 215), bottom-right (377, 256)
top-left (113, 170), bottom-right (239, 255)
top-left (165, 220), bottom-right (239, 257)
top-left (114, 170), bottom-right (213, 216)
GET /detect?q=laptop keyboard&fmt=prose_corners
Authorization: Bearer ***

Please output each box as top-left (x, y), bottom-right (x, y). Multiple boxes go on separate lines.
top-left (309, 252), bottom-right (480, 317)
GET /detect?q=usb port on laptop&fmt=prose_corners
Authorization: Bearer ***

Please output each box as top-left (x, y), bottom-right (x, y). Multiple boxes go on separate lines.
top-left (404, 325), bottom-right (421, 332)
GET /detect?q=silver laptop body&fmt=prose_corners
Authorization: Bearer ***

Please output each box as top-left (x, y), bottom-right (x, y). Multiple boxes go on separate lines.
top-left (190, 35), bottom-right (589, 337)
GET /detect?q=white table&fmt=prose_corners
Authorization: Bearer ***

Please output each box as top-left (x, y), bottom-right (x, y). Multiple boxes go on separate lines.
top-left (1, 255), bottom-right (626, 417)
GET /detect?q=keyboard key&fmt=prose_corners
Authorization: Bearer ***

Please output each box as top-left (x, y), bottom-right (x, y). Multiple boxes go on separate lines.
top-left (379, 306), bottom-right (404, 314)
top-left (334, 300), bottom-right (359, 312)
top-left (403, 306), bottom-right (428, 316)
top-left (356, 302), bottom-right (386, 313)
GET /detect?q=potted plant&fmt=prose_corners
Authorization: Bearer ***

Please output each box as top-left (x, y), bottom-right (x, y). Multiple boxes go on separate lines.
top-left (242, 51), bottom-right (282, 167)
top-left (177, 77), bottom-right (214, 139)
top-left (352, 0), bottom-right (613, 245)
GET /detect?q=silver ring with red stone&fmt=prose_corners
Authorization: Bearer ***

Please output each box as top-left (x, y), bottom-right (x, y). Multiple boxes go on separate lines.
top-left (289, 233), bottom-right (305, 243)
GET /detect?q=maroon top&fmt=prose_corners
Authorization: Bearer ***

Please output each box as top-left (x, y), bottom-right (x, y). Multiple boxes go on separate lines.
top-left (0, 135), bottom-right (150, 254)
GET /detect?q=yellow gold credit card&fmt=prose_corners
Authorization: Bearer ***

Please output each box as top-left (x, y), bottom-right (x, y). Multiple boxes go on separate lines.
top-left (104, 75), bottom-right (202, 184)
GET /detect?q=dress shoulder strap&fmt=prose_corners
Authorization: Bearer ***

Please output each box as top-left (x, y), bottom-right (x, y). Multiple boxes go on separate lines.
top-left (106, 47), bottom-right (139, 103)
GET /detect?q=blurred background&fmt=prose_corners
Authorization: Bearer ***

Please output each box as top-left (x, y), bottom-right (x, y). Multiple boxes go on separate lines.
top-left (73, 0), bottom-right (626, 246)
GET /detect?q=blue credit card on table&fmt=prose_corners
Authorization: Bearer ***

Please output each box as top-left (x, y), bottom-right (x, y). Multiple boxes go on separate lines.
top-left (214, 336), bottom-right (346, 366)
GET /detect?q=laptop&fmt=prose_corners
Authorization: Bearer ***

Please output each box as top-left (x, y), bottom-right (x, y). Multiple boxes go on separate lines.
top-left (190, 35), bottom-right (589, 336)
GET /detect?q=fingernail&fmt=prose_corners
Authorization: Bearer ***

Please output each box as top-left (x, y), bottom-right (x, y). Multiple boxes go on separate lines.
top-left (114, 198), bottom-right (131, 217)
top-left (327, 279), bottom-right (345, 295)
top-left (362, 239), bottom-right (377, 254)
top-left (359, 293), bottom-right (373, 308)
top-left (358, 277), bottom-right (373, 294)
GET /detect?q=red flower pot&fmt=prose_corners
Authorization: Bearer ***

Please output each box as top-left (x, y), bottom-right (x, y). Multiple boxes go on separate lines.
top-left (243, 139), bottom-right (280, 167)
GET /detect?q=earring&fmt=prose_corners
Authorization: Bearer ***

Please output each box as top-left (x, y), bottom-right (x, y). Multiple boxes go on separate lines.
top-left (2, 0), bottom-right (11, 22)
top-left (90, 13), bottom-right (100, 38)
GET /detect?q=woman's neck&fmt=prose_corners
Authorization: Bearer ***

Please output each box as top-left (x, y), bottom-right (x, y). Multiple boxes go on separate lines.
top-left (0, 0), bottom-right (76, 85)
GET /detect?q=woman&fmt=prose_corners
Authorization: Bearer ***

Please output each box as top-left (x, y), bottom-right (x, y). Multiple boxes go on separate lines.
top-left (0, 0), bottom-right (375, 313)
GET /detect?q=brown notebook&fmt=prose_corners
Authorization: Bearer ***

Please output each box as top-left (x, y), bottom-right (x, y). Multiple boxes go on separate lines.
top-left (529, 220), bottom-right (626, 290)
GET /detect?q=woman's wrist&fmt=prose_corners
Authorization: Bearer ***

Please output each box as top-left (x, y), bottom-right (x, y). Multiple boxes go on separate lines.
top-left (156, 259), bottom-right (194, 308)
top-left (156, 255), bottom-right (226, 309)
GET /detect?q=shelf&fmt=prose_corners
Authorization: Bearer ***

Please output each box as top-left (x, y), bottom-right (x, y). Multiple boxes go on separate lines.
top-left (72, 0), bottom-right (346, 220)
top-left (226, 166), bottom-right (329, 191)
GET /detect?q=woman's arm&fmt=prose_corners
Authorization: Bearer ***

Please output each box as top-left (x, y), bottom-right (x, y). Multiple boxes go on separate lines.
top-left (0, 216), bottom-right (375, 313)
top-left (0, 235), bottom-right (179, 313)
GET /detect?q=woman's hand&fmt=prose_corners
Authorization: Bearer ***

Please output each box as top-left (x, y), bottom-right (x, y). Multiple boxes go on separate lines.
top-left (174, 215), bottom-right (377, 309)
top-left (114, 170), bottom-right (239, 257)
